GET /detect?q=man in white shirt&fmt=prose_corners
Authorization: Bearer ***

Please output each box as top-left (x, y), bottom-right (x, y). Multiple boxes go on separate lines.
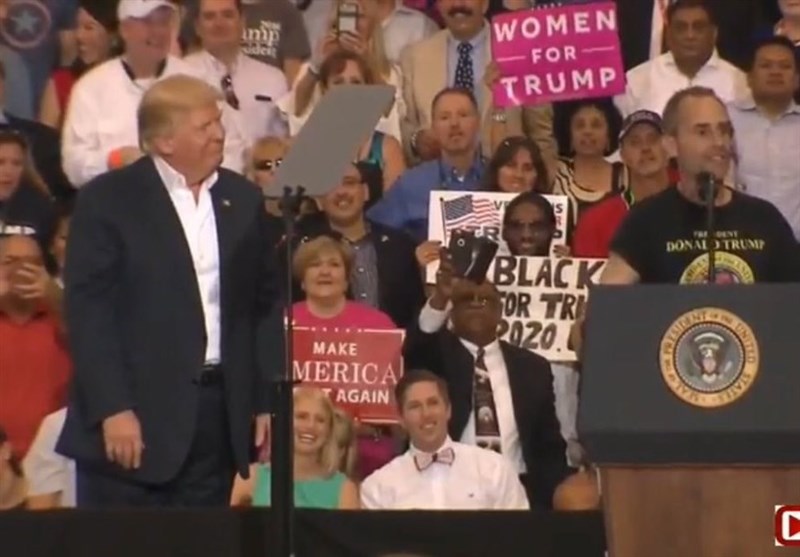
top-left (61, 0), bottom-right (248, 187)
top-left (361, 369), bottom-right (529, 510)
top-left (615, 0), bottom-right (749, 118)
top-left (23, 408), bottom-right (76, 509)
top-left (185, 0), bottom-right (288, 144)
top-left (373, 0), bottom-right (438, 63)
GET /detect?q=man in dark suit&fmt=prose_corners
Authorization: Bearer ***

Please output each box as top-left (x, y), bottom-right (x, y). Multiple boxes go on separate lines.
top-left (615, 0), bottom-right (767, 71)
top-left (294, 161), bottom-right (425, 329)
top-left (0, 61), bottom-right (72, 200)
top-left (404, 252), bottom-right (568, 509)
top-left (57, 74), bottom-right (276, 507)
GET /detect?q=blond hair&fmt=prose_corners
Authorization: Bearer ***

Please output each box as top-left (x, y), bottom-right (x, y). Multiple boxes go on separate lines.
top-left (291, 235), bottom-right (354, 283)
top-left (137, 74), bottom-right (222, 152)
top-left (246, 136), bottom-right (288, 182)
top-left (0, 130), bottom-right (50, 198)
top-left (294, 386), bottom-right (341, 476)
top-left (332, 408), bottom-right (357, 478)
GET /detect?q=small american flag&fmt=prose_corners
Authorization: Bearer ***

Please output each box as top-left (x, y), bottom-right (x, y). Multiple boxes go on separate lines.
top-left (441, 195), bottom-right (500, 232)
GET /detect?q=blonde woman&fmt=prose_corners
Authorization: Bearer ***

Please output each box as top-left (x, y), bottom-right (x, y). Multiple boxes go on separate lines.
top-left (278, 0), bottom-right (404, 141)
top-left (232, 387), bottom-right (359, 509)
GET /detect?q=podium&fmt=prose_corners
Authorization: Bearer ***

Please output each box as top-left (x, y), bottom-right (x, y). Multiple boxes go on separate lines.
top-left (578, 285), bottom-right (800, 557)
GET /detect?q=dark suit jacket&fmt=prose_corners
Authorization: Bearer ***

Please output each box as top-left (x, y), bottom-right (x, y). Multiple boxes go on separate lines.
top-left (293, 214), bottom-right (426, 329)
top-left (615, 0), bottom-right (768, 71)
top-left (57, 158), bottom-right (277, 484)
top-left (404, 323), bottom-right (569, 509)
top-left (4, 113), bottom-right (72, 201)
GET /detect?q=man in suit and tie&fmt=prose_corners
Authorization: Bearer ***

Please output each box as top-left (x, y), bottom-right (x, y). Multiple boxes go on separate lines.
top-left (400, 0), bottom-right (557, 178)
top-left (57, 74), bottom-right (276, 507)
top-left (404, 250), bottom-right (569, 509)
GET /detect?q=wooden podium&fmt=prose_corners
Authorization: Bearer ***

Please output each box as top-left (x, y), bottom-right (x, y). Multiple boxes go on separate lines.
top-left (578, 285), bottom-right (800, 557)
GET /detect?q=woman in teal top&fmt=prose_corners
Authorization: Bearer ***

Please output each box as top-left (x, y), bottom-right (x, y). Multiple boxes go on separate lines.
top-left (234, 386), bottom-right (360, 509)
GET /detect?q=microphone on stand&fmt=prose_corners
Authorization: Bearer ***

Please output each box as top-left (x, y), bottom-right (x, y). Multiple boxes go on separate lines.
top-left (696, 172), bottom-right (718, 283)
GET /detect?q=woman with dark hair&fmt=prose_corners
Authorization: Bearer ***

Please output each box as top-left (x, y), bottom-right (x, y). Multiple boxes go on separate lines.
top-left (0, 426), bottom-right (27, 511)
top-left (39, 0), bottom-right (119, 129)
top-left (502, 191), bottom-right (558, 257)
top-left (483, 136), bottom-right (551, 194)
top-left (552, 99), bottom-right (626, 228)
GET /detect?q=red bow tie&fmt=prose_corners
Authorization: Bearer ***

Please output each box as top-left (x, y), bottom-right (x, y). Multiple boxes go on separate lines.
top-left (413, 447), bottom-right (456, 471)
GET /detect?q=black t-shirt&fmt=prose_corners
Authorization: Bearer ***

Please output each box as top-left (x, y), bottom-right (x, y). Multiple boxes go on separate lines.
top-left (610, 186), bottom-right (800, 284)
top-left (0, 183), bottom-right (55, 246)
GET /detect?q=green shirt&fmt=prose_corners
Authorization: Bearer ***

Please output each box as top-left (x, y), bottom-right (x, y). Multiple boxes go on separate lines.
top-left (252, 465), bottom-right (345, 509)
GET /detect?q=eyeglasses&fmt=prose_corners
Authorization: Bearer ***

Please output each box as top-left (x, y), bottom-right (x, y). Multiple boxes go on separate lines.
top-left (221, 74), bottom-right (240, 110)
top-left (254, 158), bottom-right (282, 171)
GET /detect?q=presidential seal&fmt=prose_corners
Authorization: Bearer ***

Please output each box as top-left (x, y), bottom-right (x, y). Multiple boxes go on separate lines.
top-left (659, 307), bottom-right (759, 408)
top-left (679, 252), bottom-right (755, 284)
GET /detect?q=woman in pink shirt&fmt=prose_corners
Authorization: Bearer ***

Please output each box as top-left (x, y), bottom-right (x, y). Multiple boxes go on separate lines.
top-left (291, 235), bottom-right (398, 478)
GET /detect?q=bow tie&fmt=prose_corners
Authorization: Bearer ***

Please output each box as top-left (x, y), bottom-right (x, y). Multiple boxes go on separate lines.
top-left (413, 447), bottom-right (456, 471)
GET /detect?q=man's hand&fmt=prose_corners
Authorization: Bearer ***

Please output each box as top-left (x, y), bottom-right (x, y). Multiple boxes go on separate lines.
top-left (431, 247), bottom-right (457, 309)
top-left (10, 263), bottom-right (49, 300)
top-left (414, 129), bottom-right (441, 161)
top-left (102, 410), bottom-right (144, 470)
top-left (415, 240), bottom-right (442, 267)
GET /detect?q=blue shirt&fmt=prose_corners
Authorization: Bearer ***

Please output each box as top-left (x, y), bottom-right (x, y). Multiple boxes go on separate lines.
top-left (728, 98), bottom-right (800, 239)
top-left (447, 24), bottom-right (489, 107)
top-left (367, 156), bottom-right (485, 242)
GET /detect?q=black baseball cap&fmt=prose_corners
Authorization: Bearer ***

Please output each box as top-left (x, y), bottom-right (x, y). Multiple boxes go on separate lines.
top-left (619, 110), bottom-right (663, 141)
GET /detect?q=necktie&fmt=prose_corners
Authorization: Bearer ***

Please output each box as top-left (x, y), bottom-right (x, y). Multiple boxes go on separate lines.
top-left (413, 447), bottom-right (456, 471)
top-left (454, 42), bottom-right (474, 91)
top-left (473, 348), bottom-right (502, 454)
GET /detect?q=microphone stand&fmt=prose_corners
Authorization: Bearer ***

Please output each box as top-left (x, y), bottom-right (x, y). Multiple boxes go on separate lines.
top-left (270, 185), bottom-right (304, 557)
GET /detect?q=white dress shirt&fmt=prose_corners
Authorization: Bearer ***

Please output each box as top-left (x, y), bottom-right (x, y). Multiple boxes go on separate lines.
top-left (418, 302), bottom-right (525, 474)
top-left (276, 62), bottom-right (405, 141)
top-left (183, 50), bottom-right (289, 143)
top-left (382, 3), bottom-right (439, 64)
top-left (614, 51), bottom-right (749, 118)
top-left (22, 409), bottom-right (75, 508)
top-left (62, 56), bottom-right (248, 187)
top-left (360, 437), bottom-right (529, 510)
top-left (153, 157), bottom-right (222, 364)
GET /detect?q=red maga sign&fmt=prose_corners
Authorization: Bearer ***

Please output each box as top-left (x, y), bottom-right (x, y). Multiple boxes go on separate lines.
top-left (292, 327), bottom-right (405, 424)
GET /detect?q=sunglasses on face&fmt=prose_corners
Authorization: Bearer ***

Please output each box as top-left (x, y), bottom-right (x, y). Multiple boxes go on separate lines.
top-left (254, 158), bottom-right (282, 171)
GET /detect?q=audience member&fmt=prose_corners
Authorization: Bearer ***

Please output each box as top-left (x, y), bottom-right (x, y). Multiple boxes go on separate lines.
top-left (373, 0), bottom-right (438, 63)
top-left (573, 110), bottom-right (671, 258)
top-left (298, 162), bottom-right (424, 328)
top-left (502, 192), bottom-right (557, 257)
top-left (360, 369), bottom-right (529, 510)
top-left (0, 0), bottom-right (34, 118)
top-left (315, 50), bottom-right (405, 191)
top-left (729, 37), bottom-right (800, 239)
top-left (603, 87), bottom-right (800, 285)
top-left (240, 0), bottom-right (311, 83)
top-left (48, 200), bottom-right (72, 283)
top-left (0, 426), bottom-right (27, 510)
top-left (368, 88), bottom-right (483, 242)
top-left (772, 0), bottom-right (800, 49)
top-left (23, 408), bottom-right (75, 509)
top-left (185, 0), bottom-right (289, 144)
top-left (0, 0), bottom-right (78, 111)
top-left (0, 130), bottom-right (55, 244)
top-left (1, 62), bottom-right (72, 201)
top-left (282, 0), bottom-right (403, 141)
top-left (552, 99), bottom-right (625, 229)
top-left (62, 0), bottom-right (248, 187)
top-left (482, 136), bottom-right (550, 193)
top-left (57, 75), bottom-right (275, 508)
top-left (616, 0), bottom-right (749, 118)
top-left (406, 258), bottom-right (569, 508)
top-left (0, 235), bottom-right (70, 459)
top-left (232, 386), bottom-right (360, 509)
top-left (400, 0), bottom-right (557, 169)
top-left (39, 0), bottom-right (119, 129)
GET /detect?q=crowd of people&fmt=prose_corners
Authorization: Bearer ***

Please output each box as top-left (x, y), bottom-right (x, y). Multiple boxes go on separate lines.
top-left (0, 0), bottom-right (798, 522)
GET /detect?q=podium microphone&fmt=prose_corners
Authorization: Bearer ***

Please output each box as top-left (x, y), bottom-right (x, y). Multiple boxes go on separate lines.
top-left (696, 172), bottom-right (717, 283)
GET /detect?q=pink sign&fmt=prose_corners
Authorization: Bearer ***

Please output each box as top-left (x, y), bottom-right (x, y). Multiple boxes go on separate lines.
top-left (491, 2), bottom-right (625, 107)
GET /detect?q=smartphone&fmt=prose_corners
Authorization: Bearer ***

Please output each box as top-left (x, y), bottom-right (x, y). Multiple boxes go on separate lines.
top-left (448, 230), bottom-right (499, 283)
top-left (337, 1), bottom-right (359, 35)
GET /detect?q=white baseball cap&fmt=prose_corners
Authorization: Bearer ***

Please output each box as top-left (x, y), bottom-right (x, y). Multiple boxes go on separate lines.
top-left (117, 0), bottom-right (175, 21)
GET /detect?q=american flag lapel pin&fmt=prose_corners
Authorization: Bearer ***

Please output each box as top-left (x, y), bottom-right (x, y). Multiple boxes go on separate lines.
top-left (222, 199), bottom-right (231, 207)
